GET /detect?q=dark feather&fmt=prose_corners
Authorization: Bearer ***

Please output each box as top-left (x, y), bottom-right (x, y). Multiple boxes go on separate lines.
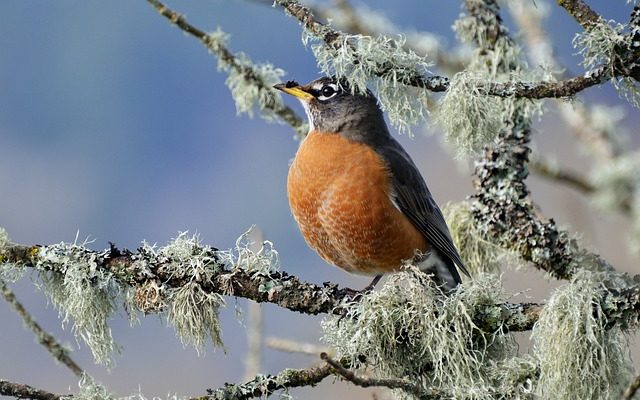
top-left (377, 138), bottom-right (470, 284)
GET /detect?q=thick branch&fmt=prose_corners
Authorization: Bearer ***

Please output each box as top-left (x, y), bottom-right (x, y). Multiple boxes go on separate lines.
top-left (557, 0), bottom-right (602, 29)
top-left (0, 282), bottom-right (84, 377)
top-left (196, 364), bottom-right (333, 400)
top-left (0, 380), bottom-right (65, 400)
top-left (464, 0), bottom-right (586, 280)
top-left (0, 242), bottom-right (543, 333)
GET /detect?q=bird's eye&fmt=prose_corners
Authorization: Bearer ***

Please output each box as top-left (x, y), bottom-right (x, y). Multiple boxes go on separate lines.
top-left (317, 83), bottom-right (339, 101)
top-left (321, 86), bottom-right (335, 97)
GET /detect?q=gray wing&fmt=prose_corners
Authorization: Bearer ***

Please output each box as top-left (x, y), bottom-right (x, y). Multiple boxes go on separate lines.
top-left (378, 138), bottom-right (470, 283)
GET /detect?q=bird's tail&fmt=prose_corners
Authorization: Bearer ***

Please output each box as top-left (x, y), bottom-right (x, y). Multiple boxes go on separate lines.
top-left (418, 250), bottom-right (462, 294)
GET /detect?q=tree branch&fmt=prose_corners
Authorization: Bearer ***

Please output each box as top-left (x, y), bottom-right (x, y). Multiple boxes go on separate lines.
top-left (529, 157), bottom-right (596, 194)
top-left (196, 364), bottom-right (333, 400)
top-left (557, 0), bottom-right (602, 29)
top-left (530, 157), bottom-right (633, 215)
top-left (0, 281), bottom-right (84, 377)
top-left (145, 0), bottom-right (306, 135)
top-left (320, 353), bottom-right (444, 399)
top-left (464, 0), bottom-right (615, 282)
top-left (273, 0), bottom-right (613, 99)
top-left (623, 373), bottom-right (640, 400)
top-left (301, 0), bottom-right (467, 74)
top-left (0, 379), bottom-right (65, 400)
top-left (0, 241), bottom-right (544, 333)
top-left (265, 337), bottom-right (330, 355)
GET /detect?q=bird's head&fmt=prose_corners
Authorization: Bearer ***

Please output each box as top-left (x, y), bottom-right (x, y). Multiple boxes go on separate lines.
top-left (274, 77), bottom-right (389, 142)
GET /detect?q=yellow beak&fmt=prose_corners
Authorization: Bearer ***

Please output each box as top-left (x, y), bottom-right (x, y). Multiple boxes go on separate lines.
top-left (274, 82), bottom-right (315, 102)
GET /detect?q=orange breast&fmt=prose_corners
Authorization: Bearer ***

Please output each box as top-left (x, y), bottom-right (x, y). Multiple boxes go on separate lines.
top-left (287, 130), bottom-right (428, 275)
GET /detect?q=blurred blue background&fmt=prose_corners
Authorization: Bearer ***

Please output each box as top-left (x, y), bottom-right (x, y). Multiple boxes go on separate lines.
top-left (0, 1), bottom-right (637, 398)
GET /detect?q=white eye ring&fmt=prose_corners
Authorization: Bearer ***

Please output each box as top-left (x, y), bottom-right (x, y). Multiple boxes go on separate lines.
top-left (317, 83), bottom-right (339, 101)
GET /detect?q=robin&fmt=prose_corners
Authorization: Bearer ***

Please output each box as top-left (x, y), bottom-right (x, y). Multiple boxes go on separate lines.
top-left (274, 77), bottom-right (469, 291)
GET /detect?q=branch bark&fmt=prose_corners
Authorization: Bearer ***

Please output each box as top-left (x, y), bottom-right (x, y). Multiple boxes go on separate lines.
top-left (320, 353), bottom-right (444, 400)
top-left (0, 242), bottom-right (543, 333)
top-left (146, 0), bottom-right (306, 135)
top-left (557, 0), bottom-right (602, 29)
top-left (463, 0), bottom-right (619, 283)
top-left (273, 0), bottom-right (615, 98)
top-left (0, 380), bottom-right (65, 400)
top-left (0, 281), bottom-right (84, 377)
top-left (195, 364), bottom-right (333, 400)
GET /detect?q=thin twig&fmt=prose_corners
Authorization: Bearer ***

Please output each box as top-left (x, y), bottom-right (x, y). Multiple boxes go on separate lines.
top-left (265, 337), bottom-right (330, 355)
top-left (0, 281), bottom-right (84, 377)
top-left (529, 158), bottom-right (596, 193)
top-left (623, 373), bottom-right (640, 400)
top-left (320, 353), bottom-right (443, 399)
top-left (145, 0), bottom-right (306, 136)
top-left (529, 157), bottom-right (633, 214)
top-left (0, 379), bottom-right (65, 400)
top-left (509, 0), bottom-right (624, 160)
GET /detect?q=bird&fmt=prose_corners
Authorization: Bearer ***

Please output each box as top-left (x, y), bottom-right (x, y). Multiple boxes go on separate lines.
top-left (274, 77), bottom-right (469, 292)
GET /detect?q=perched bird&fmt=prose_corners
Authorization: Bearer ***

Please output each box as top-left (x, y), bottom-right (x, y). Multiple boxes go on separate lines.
top-left (275, 77), bottom-right (469, 291)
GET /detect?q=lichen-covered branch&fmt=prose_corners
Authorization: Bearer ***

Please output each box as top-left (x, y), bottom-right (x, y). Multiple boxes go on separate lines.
top-left (273, 0), bottom-right (615, 99)
top-left (0, 281), bottom-right (84, 377)
top-left (146, 0), bottom-right (306, 136)
top-left (196, 364), bottom-right (333, 400)
top-left (462, 0), bottom-right (604, 280)
top-left (305, 0), bottom-right (467, 74)
top-left (557, 0), bottom-right (602, 29)
top-left (509, 0), bottom-right (625, 161)
top-left (273, 0), bottom-right (446, 92)
top-left (0, 242), bottom-right (358, 316)
top-left (0, 239), bottom-right (544, 333)
top-left (0, 379), bottom-right (65, 400)
top-left (623, 373), bottom-right (640, 400)
top-left (320, 352), bottom-right (444, 400)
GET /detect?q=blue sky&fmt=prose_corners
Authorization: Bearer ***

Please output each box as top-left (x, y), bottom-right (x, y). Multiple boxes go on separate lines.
top-left (0, 1), bottom-right (637, 398)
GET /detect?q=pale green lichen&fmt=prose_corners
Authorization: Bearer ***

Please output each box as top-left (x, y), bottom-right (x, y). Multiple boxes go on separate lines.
top-left (443, 201), bottom-right (517, 275)
top-left (37, 238), bottom-right (121, 367)
top-left (167, 281), bottom-right (225, 354)
top-left (574, 20), bottom-right (640, 109)
top-left (488, 356), bottom-right (538, 399)
top-left (205, 28), bottom-right (291, 121)
top-left (435, 23), bottom-right (544, 156)
top-left (142, 232), bottom-right (226, 353)
top-left (218, 226), bottom-right (280, 275)
top-left (532, 270), bottom-right (633, 399)
top-left (0, 227), bottom-right (25, 283)
top-left (75, 374), bottom-right (115, 400)
top-left (308, 32), bottom-right (434, 135)
top-left (322, 270), bottom-right (517, 399)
